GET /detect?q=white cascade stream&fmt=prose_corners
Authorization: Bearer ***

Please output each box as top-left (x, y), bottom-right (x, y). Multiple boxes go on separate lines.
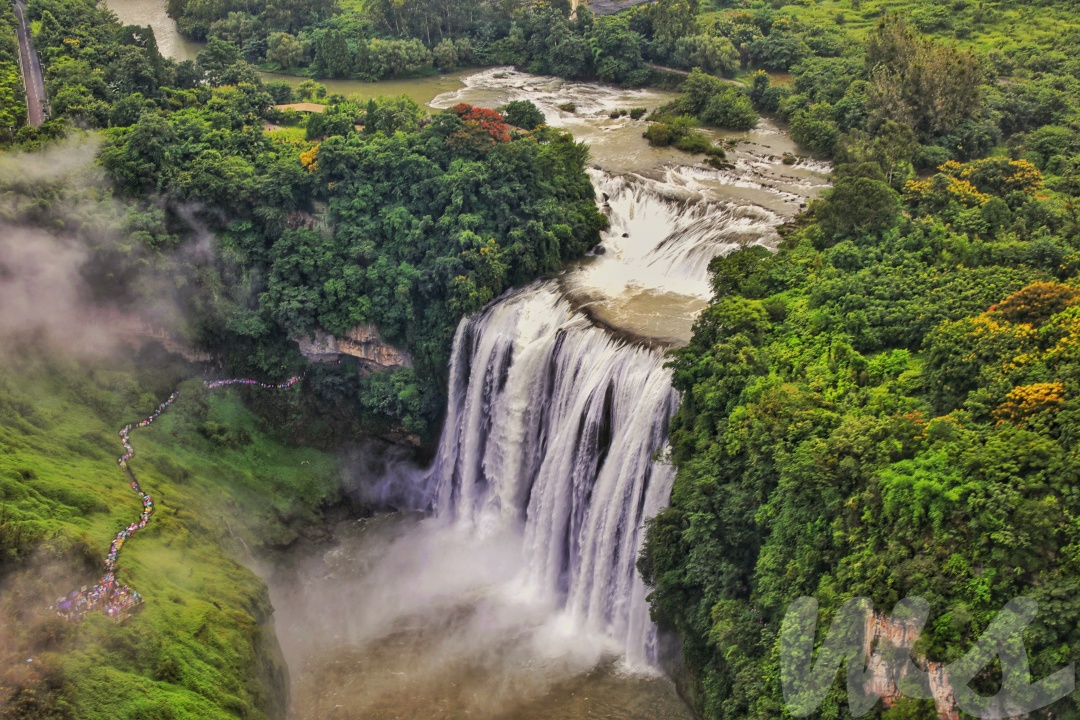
top-left (408, 69), bottom-right (827, 672)
top-left (429, 284), bottom-right (677, 667)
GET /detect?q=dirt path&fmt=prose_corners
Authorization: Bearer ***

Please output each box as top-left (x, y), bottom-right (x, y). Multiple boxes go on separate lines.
top-left (645, 62), bottom-right (747, 86)
top-left (12, 0), bottom-right (47, 126)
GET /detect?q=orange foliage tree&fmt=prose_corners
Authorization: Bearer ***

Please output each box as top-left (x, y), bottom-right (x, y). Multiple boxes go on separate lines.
top-left (991, 281), bottom-right (1079, 326)
top-left (992, 382), bottom-right (1066, 424)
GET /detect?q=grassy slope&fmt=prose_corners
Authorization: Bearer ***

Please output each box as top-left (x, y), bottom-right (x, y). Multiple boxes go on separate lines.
top-left (704, 0), bottom-right (1079, 54)
top-left (0, 348), bottom-right (339, 719)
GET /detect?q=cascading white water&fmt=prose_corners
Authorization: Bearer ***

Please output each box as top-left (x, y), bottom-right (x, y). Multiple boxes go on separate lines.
top-left (429, 284), bottom-right (677, 666)
top-left (576, 169), bottom-right (784, 308)
top-left (422, 156), bottom-right (820, 669)
top-left (292, 68), bottom-right (830, 687)
top-left (259, 69), bottom-right (830, 719)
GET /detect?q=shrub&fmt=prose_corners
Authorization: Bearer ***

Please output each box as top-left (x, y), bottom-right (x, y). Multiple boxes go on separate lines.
top-left (500, 99), bottom-right (545, 129)
top-left (701, 88), bottom-right (758, 130)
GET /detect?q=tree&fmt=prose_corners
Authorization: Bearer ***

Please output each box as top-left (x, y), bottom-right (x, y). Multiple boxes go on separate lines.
top-left (589, 15), bottom-right (649, 86)
top-left (790, 103), bottom-right (838, 154)
top-left (312, 29), bottom-right (353, 79)
top-left (362, 95), bottom-right (425, 135)
top-left (674, 34), bottom-right (739, 76)
top-left (432, 39), bottom-right (457, 69)
top-left (680, 67), bottom-right (730, 115)
top-left (701, 87), bottom-right (757, 130)
top-left (748, 31), bottom-right (809, 71)
top-left (196, 37), bottom-right (241, 85)
top-left (500, 100), bottom-right (545, 130)
top-left (109, 92), bottom-right (147, 127)
top-left (306, 102), bottom-right (360, 139)
top-left (865, 15), bottom-right (984, 140)
top-left (648, 0), bottom-right (698, 62)
top-left (813, 176), bottom-right (901, 244)
top-left (266, 32), bottom-right (305, 69)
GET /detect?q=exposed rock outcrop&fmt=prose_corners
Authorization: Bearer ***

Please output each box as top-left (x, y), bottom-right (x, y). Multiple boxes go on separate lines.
top-left (864, 611), bottom-right (959, 720)
top-left (296, 324), bottom-right (412, 371)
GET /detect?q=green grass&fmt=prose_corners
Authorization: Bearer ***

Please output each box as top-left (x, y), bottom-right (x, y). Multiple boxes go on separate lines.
top-left (264, 126), bottom-right (306, 142)
top-left (704, 0), bottom-right (1080, 60)
top-left (0, 350), bottom-right (340, 719)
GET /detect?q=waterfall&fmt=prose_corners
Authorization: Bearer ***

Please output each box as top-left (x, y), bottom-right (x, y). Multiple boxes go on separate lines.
top-left (419, 166), bottom-right (806, 667)
top-left (416, 81), bottom-right (827, 668)
top-left (428, 283), bottom-right (678, 667)
top-left (580, 169), bottom-right (784, 302)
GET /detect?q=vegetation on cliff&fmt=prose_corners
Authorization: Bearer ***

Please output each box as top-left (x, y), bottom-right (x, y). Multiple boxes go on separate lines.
top-left (0, 350), bottom-right (339, 719)
top-left (641, 6), bottom-right (1080, 719)
top-left (7, 0), bottom-right (607, 442)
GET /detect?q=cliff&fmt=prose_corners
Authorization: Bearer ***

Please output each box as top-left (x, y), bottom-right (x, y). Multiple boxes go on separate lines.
top-left (296, 325), bottom-right (413, 371)
top-left (864, 611), bottom-right (959, 720)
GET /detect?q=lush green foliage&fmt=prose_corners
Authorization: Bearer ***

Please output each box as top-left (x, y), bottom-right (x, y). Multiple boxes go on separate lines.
top-left (663, 68), bottom-right (758, 131)
top-left (500, 99), bottom-right (545, 130)
top-left (0, 0), bottom-right (26, 144)
top-left (641, 8), bottom-right (1080, 713)
top-left (738, 8), bottom-right (1075, 162)
top-left (15, 0), bottom-right (605, 442)
top-left (96, 90), bottom-right (604, 438)
top-left (0, 352), bottom-right (339, 719)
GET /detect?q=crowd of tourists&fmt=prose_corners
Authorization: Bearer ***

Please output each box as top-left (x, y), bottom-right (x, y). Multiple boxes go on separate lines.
top-left (55, 375), bottom-right (303, 622)
top-left (204, 376), bottom-right (302, 390)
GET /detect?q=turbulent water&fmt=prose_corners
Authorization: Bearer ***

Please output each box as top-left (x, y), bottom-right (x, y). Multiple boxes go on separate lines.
top-left (430, 285), bottom-right (679, 666)
top-left (254, 68), bottom-right (829, 718)
top-left (77, 5), bottom-right (826, 713)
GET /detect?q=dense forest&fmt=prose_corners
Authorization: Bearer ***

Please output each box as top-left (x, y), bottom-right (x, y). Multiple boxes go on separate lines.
top-left (5, 0), bottom-right (607, 443)
top-left (0, 0), bottom-right (610, 713)
top-left (0, 0), bottom-right (23, 142)
top-left (639, 7), bottom-right (1080, 720)
top-left (6, 0), bottom-right (1080, 715)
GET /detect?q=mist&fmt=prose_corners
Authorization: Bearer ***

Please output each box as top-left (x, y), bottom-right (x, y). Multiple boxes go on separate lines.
top-left (0, 136), bottom-right (195, 358)
top-left (263, 513), bottom-right (630, 720)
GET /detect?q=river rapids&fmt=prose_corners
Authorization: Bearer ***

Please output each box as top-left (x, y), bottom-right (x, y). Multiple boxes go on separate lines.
top-left (266, 68), bottom-right (830, 719)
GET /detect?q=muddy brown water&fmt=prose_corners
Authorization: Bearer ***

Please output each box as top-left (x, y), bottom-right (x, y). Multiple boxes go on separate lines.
top-left (94, 16), bottom-right (828, 711)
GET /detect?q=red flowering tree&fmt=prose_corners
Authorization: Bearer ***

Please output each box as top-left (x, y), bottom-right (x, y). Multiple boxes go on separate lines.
top-left (447, 103), bottom-right (511, 155)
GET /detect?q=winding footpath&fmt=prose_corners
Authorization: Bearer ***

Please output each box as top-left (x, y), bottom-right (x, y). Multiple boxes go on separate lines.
top-left (55, 375), bottom-right (303, 622)
top-left (12, 0), bottom-right (47, 126)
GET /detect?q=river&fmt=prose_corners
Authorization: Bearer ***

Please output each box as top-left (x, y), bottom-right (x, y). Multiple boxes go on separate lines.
top-left (104, 0), bottom-right (482, 105)
top-left (99, 8), bottom-right (829, 712)
top-left (264, 70), bottom-right (827, 719)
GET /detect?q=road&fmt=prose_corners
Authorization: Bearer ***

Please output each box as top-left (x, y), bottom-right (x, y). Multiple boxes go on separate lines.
top-left (580, 0), bottom-right (654, 14)
top-left (646, 62), bottom-right (747, 86)
top-left (12, 0), bottom-right (47, 126)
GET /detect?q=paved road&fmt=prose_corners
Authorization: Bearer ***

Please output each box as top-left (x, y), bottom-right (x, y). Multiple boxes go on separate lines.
top-left (12, 0), bottom-right (47, 126)
top-left (584, 0), bottom-right (654, 14)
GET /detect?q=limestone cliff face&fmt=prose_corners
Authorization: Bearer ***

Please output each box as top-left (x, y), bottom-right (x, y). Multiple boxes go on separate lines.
top-left (296, 325), bottom-right (412, 370)
top-left (863, 611), bottom-right (959, 720)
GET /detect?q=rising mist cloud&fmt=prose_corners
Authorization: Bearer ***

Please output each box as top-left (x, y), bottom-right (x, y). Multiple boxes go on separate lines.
top-left (0, 225), bottom-right (115, 355)
top-left (0, 135), bottom-right (189, 358)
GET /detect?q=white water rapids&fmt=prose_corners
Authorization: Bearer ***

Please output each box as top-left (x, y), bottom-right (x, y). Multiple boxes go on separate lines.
top-left (266, 69), bottom-right (829, 718)
top-left (430, 286), bottom-right (678, 667)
